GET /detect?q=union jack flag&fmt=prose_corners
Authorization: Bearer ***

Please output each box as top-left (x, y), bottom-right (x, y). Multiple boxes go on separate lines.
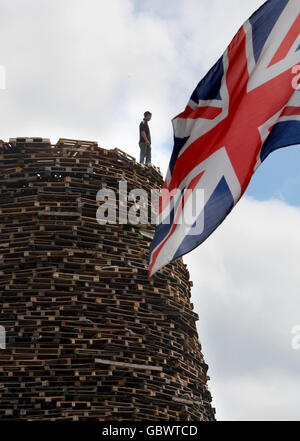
top-left (148, 0), bottom-right (300, 277)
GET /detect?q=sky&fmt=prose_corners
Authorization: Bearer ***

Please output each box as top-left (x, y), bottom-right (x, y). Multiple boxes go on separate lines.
top-left (0, 0), bottom-right (299, 421)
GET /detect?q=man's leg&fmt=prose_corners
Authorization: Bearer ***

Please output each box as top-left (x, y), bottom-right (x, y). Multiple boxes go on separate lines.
top-left (146, 144), bottom-right (151, 164)
top-left (139, 142), bottom-right (146, 164)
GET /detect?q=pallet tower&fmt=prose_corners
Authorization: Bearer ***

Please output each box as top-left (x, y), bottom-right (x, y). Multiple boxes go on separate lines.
top-left (0, 137), bottom-right (215, 421)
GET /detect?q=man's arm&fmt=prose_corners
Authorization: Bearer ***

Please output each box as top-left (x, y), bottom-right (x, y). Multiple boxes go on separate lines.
top-left (141, 130), bottom-right (150, 145)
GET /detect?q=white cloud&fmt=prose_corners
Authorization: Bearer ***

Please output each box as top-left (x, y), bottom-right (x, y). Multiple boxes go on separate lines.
top-left (0, 0), bottom-right (266, 177)
top-left (0, 0), bottom-right (180, 167)
top-left (213, 373), bottom-right (300, 421)
top-left (184, 197), bottom-right (300, 420)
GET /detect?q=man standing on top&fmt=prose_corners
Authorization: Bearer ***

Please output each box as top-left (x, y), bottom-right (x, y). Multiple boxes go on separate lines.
top-left (139, 111), bottom-right (152, 165)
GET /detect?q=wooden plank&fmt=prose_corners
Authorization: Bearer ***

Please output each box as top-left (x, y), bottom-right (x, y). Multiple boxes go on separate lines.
top-left (95, 358), bottom-right (163, 372)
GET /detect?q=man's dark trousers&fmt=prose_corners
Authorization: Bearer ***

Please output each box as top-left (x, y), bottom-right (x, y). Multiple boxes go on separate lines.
top-left (139, 142), bottom-right (151, 164)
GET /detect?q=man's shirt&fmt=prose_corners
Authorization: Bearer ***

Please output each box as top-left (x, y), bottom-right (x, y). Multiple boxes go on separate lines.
top-left (139, 119), bottom-right (151, 144)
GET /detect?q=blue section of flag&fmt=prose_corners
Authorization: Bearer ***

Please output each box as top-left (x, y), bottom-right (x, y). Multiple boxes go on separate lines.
top-left (250, 0), bottom-right (289, 62)
top-left (190, 57), bottom-right (224, 103)
top-left (260, 120), bottom-right (300, 162)
top-left (172, 177), bottom-right (234, 260)
top-left (169, 136), bottom-right (190, 176)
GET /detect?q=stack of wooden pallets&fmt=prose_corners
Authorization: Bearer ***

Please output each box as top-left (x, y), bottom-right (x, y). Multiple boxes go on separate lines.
top-left (0, 137), bottom-right (215, 421)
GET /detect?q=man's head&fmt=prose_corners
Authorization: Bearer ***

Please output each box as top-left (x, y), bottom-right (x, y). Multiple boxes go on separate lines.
top-left (144, 111), bottom-right (152, 121)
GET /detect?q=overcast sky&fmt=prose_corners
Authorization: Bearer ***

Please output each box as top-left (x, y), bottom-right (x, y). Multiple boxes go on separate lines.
top-left (0, 0), bottom-right (300, 421)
